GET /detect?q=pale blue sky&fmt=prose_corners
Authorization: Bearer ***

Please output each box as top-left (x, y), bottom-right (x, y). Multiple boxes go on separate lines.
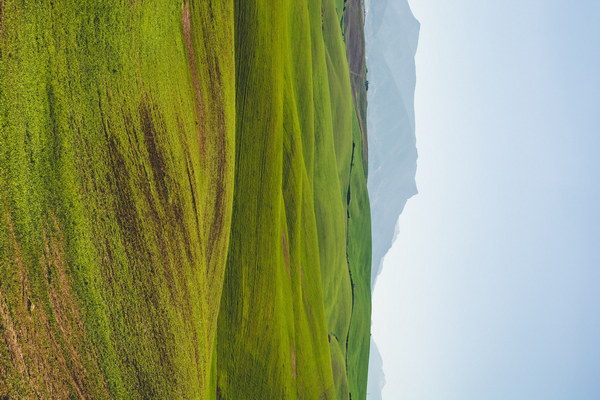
top-left (371, 1), bottom-right (600, 399)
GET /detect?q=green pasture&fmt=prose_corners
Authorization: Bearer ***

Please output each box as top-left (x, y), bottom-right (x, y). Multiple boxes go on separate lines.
top-left (0, 0), bottom-right (372, 398)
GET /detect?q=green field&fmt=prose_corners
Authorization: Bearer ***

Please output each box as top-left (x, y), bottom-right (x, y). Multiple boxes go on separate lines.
top-left (0, 1), bottom-right (371, 399)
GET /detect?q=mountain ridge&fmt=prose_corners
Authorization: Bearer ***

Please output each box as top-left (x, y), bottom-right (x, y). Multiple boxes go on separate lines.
top-left (366, 0), bottom-right (420, 397)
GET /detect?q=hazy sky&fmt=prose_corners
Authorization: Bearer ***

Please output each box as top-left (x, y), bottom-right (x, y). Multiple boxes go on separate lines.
top-left (371, 1), bottom-right (600, 399)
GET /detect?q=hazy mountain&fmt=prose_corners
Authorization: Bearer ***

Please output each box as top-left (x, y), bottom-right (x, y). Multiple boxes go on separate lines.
top-left (367, 0), bottom-right (420, 288)
top-left (366, 0), bottom-right (420, 398)
top-left (366, 338), bottom-right (386, 400)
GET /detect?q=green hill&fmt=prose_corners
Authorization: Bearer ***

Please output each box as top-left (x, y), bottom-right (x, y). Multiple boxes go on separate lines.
top-left (0, 1), bottom-right (371, 398)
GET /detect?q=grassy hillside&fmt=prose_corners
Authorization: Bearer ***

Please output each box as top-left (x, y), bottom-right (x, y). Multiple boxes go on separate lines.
top-left (0, 0), bottom-right (371, 399)
top-left (342, 1), bottom-right (373, 398)
top-left (0, 1), bottom-right (235, 398)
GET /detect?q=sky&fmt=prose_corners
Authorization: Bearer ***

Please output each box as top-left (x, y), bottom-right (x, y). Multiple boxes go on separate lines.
top-left (371, 1), bottom-right (600, 399)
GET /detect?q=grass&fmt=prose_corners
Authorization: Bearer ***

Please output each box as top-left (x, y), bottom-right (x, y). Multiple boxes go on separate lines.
top-left (341, 1), bottom-right (373, 398)
top-left (346, 109), bottom-right (372, 400)
top-left (1, 1), bottom-right (235, 398)
top-left (0, 0), bottom-right (372, 399)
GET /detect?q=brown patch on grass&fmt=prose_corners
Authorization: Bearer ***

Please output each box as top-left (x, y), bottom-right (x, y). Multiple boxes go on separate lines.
top-left (40, 214), bottom-right (102, 399)
top-left (282, 229), bottom-right (291, 277)
top-left (343, 0), bottom-right (369, 171)
top-left (181, 2), bottom-right (229, 281)
top-left (0, 0), bottom-right (4, 32)
top-left (120, 106), bottom-right (206, 389)
top-left (0, 211), bottom-right (108, 398)
top-left (180, 3), bottom-right (230, 291)
top-left (299, 264), bottom-right (314, 319)
top-left (136, 103), bottom-right (195, 298)
top-left (104, 115), bottom-right (144, 252)
top-left (205, 163), bottom-right (226, 272)
top-left (140, 103), bottom-right (169, 203)
top-left (176, 117), bottom-right (202, 234)
top-left (2, 211), bottom-right (32, 315)
top-left (202, 79), bottom-right (228, 284)
top-left (1, 212), bottom-right (33, 384)
top-left (0, 289), bottom-right (27, 381)
top-left (290, 345), bottom-right (297, 379)
top-left (181, 1), bottom-right (206, 153)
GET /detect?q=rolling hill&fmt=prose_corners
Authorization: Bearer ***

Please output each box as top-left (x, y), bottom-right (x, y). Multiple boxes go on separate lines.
top-left (0, 0), bottom-right (371, 398)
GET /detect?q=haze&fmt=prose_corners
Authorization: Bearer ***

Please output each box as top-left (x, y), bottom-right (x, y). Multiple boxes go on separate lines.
top-left (369, 1), bottom-right (600, 399)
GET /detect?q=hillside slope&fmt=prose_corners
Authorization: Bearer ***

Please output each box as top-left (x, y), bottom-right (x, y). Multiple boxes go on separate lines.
top-left (1, 1), bottom-right (371, 399)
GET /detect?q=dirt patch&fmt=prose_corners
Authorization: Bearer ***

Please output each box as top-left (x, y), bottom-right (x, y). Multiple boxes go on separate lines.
top-left (0, 0), bottom-right (4, 32)
top-left (41, 214), bottom-right (98, 399)
top-left (0, 289), bottom-right (27, 381)
top-left (2, 211), bottom-right (31, 316)
top-left (290, 345), bottom-right (297, 379)
top-left (203, 94), bottom-right (228, 283)
top-left (206, 165), bottom-right (225, 271)
top-left (181, 2), bottom-right (230, 288)
top-left (282, 229), bottom-right (291, 277)
top-left (1, 212), bottom-right (31, 380)
top-left (343, 0), bottom-right (369, 169)
top-left (176, 118), bottom-right (202, 233)
top-left (0, 210), bottom-right (108, 398)
top-left (181, 1), bottom-right (206, 153)
top-left (104, 115), bottom-right (144, 252)
top-left (140, 103), bottom-right (169, 203)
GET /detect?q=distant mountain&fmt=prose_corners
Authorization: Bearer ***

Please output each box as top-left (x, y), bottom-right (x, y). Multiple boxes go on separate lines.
top-left (366, 338), bottom-right (386, 400)
top-left (366, 0), bottom-right (420, 398)
top-left (367, 0), bottom-right (420, 288)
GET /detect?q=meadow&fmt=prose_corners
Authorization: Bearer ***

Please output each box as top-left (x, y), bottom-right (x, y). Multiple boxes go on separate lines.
top-left (0, 0), bottom-right (371, 398)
